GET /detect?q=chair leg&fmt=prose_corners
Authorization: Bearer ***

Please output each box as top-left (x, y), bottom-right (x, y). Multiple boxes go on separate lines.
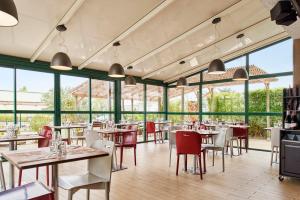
top-left (105, 182), bottom-right (110, 200)
top-left (154, 133), bottom-right (157, 144)
top-left (184, 155), bottom-right (187, 172)
top-left (0, 162), bottom-right (6, 191)
top-left (202, 150), bottom-right (206, 173)
top-left (86, 189), bottom-right (90, 200)
top-left (36, 167), bottom-right (39, 180)
top-left (198, 155), bottom-right (203, 180)
top-left (134, 147), bottom-right (137, 166)
top-left (230, 140), bottom-right (233, 158)
top-left (176, 155), bottom-right (180, 176)
top-left (46, 165), bottom-right (49, 186)
top-left (169, 148), bottom-right (172, 167)
top-left (18, 169), bottom-right (22, 186)
top-left (212, 149), bottom-right (215, 166)
top-left (120, 147), bottom-right (124, 169)
top-left (275, 146), bottom-right (278, 163)
top-left (222, 149), bottom-right (225, 172)
top-left (68, 190), bottom-right (73, 200)
top-left (270, 146), bottom-right (274, 166)
top-left (239, 138), bottom-right (242, 155)
top-left (114, 148), bottom-right (118, 170)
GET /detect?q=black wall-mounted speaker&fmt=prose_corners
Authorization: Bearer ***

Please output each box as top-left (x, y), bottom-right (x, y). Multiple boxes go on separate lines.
top-left (271, 1), bottom-right (298, 26)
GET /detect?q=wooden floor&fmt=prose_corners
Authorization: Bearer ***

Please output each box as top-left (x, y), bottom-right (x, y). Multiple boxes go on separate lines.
top-left (2, 142), bottom-right (300, 200)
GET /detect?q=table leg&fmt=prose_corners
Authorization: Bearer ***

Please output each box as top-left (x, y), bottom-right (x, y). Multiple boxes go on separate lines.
top-left (67, 129), bottom-right (71, 145)
top-left (8, 141), bottom-right (15, 188)
top-left (52, 164), bottom-right (59, 200)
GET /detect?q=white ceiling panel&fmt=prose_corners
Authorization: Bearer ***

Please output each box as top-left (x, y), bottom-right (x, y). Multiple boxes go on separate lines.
top-left (0, 0), bottom-right (77, 59)
top-left (38, 0), bottom-right (163, 65)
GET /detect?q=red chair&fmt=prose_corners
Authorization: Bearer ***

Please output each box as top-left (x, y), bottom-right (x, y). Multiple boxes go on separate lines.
top-left (146, 122), bottom-right (163, 144)
top-left (233, 127), bottom-right (248, 154)
top-left (115, 126), bottom-right (137, 168)
top-left (18, 126), bottom-right (52, 186)
top-left (175, 131), bottom-right (206, 180)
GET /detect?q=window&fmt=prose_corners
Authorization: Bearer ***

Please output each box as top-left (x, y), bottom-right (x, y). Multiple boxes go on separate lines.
top-left (202, 84), bottom-right (245, 113)
top-left (0, 67), bottom-right (14, 110)
top-left (0, 114), bottom-right (14, 130)
top-left (91, 80), bottom-right (114, 111)
top-left (121, 83), bottom-right (144, 112)
top-left (168, 87), bottom-right (182, 112)
top-left (17, 114), bottom-right (53, 132)
top-left (249, 75), bottom-right (292, 113)
top-left (61, 75), bottom-right (89, 111)
top-left (17, 70), bottom-right (54, 111)
top-left (61, 114), bottom-right (89, 125)
top-left (184, 85), bottom-right (199, 112)
top-left (249, 39), bottom-right (292, 74)
top-left (146, 85), bottom-right (163, 112)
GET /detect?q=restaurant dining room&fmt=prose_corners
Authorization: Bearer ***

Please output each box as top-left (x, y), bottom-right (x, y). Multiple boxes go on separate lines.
top-left (0, 0), bottom-right (300, 199)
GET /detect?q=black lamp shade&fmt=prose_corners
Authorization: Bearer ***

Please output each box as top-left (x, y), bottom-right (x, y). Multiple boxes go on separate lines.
top-left (233, 68), bottom-right (248, 81)
top-left (108, 63), bottom-right (125, 78)
top-left (176, 77), bottom-right (188, 88)
top-left (0, 0), bottom-right (18, 26)
top-left (50, 52), bottom-right (72, 71)
top-left (208, 59), bottom-right (226, 75)
top-left (125, 76), bottom-right (136, 86)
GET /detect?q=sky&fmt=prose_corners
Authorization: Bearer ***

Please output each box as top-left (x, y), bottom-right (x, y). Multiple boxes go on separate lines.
top-left (0, 39), bottom-right (293, 93)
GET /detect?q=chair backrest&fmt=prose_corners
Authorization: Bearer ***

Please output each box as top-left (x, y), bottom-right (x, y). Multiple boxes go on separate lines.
top-left (85, 130), bottom-right (101, 147)
top-left (146, 122), bottom-right (155, 133)
top-left (176, 131), bottom-right (202, 155)
top-left (38, 126), bottom-right (53, 148)
top-left (225, 127), bottom-right (233, 142)
top-left (92, 121), bottom-right (104, 129)
top-left (88, 140), bottom-right (114, 182)
top-left (122, 130), bottom-right (137, 145)
top-left (271, 127), bottom-right (281, 147)
top-left (213, 128), bottom-right (227, 147)
top-left (233, 127), bottom-right (248, 137)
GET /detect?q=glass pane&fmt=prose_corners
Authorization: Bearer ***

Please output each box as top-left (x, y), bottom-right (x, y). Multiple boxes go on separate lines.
top-left (16, 113), bottom-right (54, 133)
top-left (168, 87), bottom-right (182, 112)
top-left (202, 83), bottom-right (245, 112)
top-left (249, 76), bottom-right (292, 112)
top-left (202, 115), bottom-right (245, 123)
top-left (61, 114), bottom-right (89, 125)
top-left (17, 70), bottom-right (54, 111)
top-left (146, 114), bottom-right (165, 121)
top-left (121, 83), bottom-right (144, 111)
top-left (184, 85), bottom-right (199, 112)
top-left (146, 85), bottom-right (163, 112)
top-left (0, 114), bottom-right (14, 130)
top-left (0, 67), bottom-right (14, 110)
top-left (248, 115), bottom-right (282, 150)
top-left (91, 80), bottom-right (114, 111)
top-left (61, 75), bottom-right (89, 111)
top-left (92, 113), bottom-right (114, 121)
top-left (249, 39), bottom-right (292, 74)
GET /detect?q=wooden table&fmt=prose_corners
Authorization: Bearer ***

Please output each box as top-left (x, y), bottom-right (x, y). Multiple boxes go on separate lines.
top-left (0, 129), bottom-right (6, 133)
top-left (115, 122), bottom-right (140, 127)
top-left (51, 125), bottom-right (87, 144)
top-left (1, 146), bottom-right (108, 200)
top-left (0, 134), bottom-right (45, 188)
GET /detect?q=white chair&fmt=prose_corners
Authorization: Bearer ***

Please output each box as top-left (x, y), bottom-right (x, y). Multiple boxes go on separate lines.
top-left (270, 127), bottom-right (281, 166)
top-left (85, 130), bottom-right (101, 147)
top-left (202, 128), bottom-right (227, 172)
top-left (0, 160), bottom-right (6, 191)
top-left (58, 140), bottom-right (115, 200)
top-left (225, 127), bottom-right (240, 157)
top-left (168, 125), bottom-right (182, 167)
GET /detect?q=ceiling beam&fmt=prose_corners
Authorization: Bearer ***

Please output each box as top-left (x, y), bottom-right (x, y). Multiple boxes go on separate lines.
top-left (142, 17), bottom-right (271, 80)
top-left (30, 0), bottom-right (87, 62)
top-left (164, 31), bottom-right (288, 83)
top-left (125, 0), bottom-right (248, 69)
top-left (78, 0), bottom-right (174, 70)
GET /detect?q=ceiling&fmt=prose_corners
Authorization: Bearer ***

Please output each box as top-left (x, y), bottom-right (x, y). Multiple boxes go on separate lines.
top-left (0, 0), bottom-right (291, 83)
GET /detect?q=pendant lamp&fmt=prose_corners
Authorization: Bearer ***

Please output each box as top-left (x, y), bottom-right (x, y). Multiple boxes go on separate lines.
top-left (0, 0), bottom-right (18, 26)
